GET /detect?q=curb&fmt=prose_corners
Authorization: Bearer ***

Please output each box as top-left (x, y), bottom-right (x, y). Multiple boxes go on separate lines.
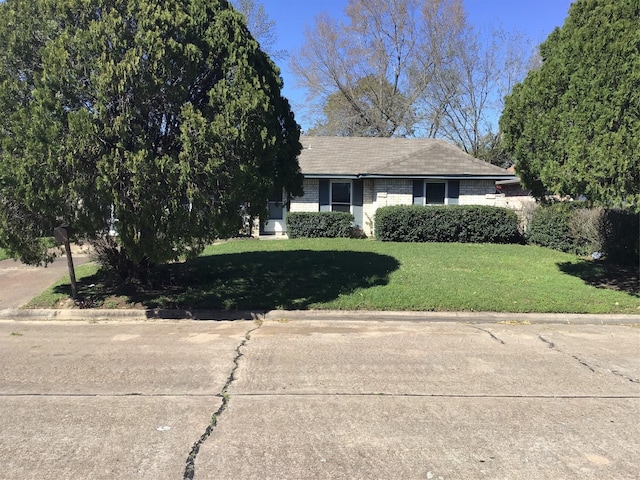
top-left (0, 308), bottom-right (263, 322)
top-left (0, 308), bottom-right (638, 325)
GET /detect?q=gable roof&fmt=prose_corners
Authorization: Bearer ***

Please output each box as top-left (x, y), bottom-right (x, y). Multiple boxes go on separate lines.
top-left (298, 136), bottom-right (514, 180)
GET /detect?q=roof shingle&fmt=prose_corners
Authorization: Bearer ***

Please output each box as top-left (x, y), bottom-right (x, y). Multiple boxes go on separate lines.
top-left (298, 136), bottom-right (513, 178)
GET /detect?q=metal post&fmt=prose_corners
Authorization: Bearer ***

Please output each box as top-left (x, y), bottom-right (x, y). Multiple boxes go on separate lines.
top-left (63, 238), bottom-right (78, 299)
top-left (54, 225), bottom-right (77, 300)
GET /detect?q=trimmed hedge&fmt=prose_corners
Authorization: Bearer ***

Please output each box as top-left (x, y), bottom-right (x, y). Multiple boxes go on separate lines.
top-left (286, 212), bottom-right (355, 238)
top-left (527, 202), bottom-right (581, 253)
top-left (374, 205), bottom-right (522, 244)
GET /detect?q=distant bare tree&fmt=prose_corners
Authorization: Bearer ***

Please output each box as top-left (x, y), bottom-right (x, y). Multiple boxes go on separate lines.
top-left (232, 0), bottom-right (287, 60)
top-left (424, 26), bottom-right (532, 157)
top-left (291, 0), bottom-right (531, 153)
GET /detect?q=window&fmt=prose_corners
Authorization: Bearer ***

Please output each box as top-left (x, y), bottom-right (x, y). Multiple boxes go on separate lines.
top-left (426, 182), bottom-right (446, 205)
top-left (331, 182), bottom-right (351, 212)
top-left (413, 180), bottom-right (460, 205)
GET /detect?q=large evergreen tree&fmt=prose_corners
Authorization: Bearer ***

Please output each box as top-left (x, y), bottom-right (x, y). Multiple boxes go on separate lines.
top-left (500, 0), bottom-right (639, 211)
top-left (0, 0), bottom-right (303, 279)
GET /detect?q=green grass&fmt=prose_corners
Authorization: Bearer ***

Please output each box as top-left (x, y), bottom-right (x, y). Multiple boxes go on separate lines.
top-left (0, 248), bottom-right (8, 261)
top-left (27, 238), bottom-right (639, 314)
top-left (26, 263), bottom-right (101, 309)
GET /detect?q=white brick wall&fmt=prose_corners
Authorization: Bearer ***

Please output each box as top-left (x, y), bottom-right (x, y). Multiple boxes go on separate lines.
top-left (360, 179), bottom-right (412, 236)
top-left (290, 178), bottom-right (319, 212)
top-left (363, 180), bottom-right (376, 235)
top-left (375, 179), bottom-right (413, 207)
top-left (459, 180), bottom-right (501, 206)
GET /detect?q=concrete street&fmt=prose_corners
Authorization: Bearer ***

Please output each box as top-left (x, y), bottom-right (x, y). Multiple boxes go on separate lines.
top-left (0, 318), bottom-right (638, 479)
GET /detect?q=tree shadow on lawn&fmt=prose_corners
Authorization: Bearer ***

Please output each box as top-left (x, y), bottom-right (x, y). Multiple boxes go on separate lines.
top-left (557, 259), bottom-right (639, 297)
top-left (62, 250), bottom-right (400, 310)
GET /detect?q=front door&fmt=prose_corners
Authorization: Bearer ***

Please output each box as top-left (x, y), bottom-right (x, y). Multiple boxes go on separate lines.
top-left (263, 189), bottom-right (286, 234)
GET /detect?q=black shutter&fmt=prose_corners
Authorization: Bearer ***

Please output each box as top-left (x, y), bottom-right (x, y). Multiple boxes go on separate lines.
top-left (352, 180), bottom-right (364, 227)
top-left (412, 180), bottom-right (424, 205)
top-left (319, 179), bottom-right (330, 211)
top-left (448, 180), bottom-right (460, 198)
top-left (352, 180), bottom-right (364, 206)
top-left (448, 180), bottom-right (460, 205)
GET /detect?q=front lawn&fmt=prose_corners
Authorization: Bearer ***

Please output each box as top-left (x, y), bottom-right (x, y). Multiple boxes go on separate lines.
top-left (28, 238), bottom-right (639, 314)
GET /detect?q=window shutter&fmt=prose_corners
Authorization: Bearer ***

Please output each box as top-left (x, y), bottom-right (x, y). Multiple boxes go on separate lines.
top-left (412, 180), bottom-right (424, 205)
top-left (319, 179), bottom-right (330, 212)
top-left (352, 180), bottom-right (363, 206)
top-left (352, 180), bottom-right (364, 227)
top-left (448, 180), bottom-right (460, 205)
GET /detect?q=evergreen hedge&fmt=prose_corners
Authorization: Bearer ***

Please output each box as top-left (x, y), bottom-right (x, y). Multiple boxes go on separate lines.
top-left (528, 203), bottom-right (639, 264)
top-left (286, 212), bottom-right (355, 238)
top-left (527, 202), bottom-right (581, 253)
top-left (374, 205), bottom-right (522, 244)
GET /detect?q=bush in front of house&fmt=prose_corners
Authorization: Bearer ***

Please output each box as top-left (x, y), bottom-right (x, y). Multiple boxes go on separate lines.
top-left (527, 202), bottom-right (583, 253)
top-left (286, 212), bottom-right (355, 238)
top-left (374, 205), bottom-right (522, 244)
top-left (527, 203), bottom-right (639, 264)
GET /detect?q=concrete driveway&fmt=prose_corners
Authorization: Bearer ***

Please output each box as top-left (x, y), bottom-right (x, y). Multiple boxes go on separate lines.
top-left (0, 318), bottom-right (638, 479)
top-left (0, 248), bottom-right (91, 309)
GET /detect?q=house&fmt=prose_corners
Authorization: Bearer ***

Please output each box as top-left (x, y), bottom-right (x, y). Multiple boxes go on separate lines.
top-left (494, 166), bottom-right (537, 228)
top-left (262, 136), bottom-right (518, 237)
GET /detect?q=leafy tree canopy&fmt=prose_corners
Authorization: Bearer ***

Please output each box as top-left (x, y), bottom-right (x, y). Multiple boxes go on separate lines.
top-left (500, 0), bottom-right (639, 211)
top-left (0, 0), bottom-right (303, 279)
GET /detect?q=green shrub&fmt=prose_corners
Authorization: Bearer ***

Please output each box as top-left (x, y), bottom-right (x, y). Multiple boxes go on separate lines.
top-left (527, 202), bottom-right (584, 253)
top-left (286, 212), bottom-right (355, 239)
top-left (528, 203), bottom-right (639, 264)
top-left (568, 207), bottom-right (604, 255)
top-left (374, 205), bottom-right (522, 244)
top-left (599, 209), bottom-right (639, 265)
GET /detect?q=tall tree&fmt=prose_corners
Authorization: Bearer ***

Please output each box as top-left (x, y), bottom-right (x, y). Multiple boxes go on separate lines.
top-left (0, 0), bottom-right (303, 280)
top-left (291, 0), bottom-right (530, 147)
top-left (500, 0), bottom-right (639, 211)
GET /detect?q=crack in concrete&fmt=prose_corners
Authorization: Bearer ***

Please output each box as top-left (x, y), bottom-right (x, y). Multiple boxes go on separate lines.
top-left (183, 320), bottom-right (263, 480)
top-left (230, 392), bottom-right (640, 399)
top-left (471, 326), bottom-right (505, 344)
top-left (539, 334), bottom-right (596, 372)
top-left (609, 369), bottom-right (640, 384)
top-left (538, 335), bottom-right (639, 383)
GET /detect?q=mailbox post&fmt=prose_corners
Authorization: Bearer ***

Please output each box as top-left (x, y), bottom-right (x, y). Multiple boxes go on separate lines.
top-left (53, 225), bottom-right (77, 299)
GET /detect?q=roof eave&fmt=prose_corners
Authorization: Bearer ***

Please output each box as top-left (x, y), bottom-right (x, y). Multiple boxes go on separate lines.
top-left (301, 173), bottom-right (517, 181)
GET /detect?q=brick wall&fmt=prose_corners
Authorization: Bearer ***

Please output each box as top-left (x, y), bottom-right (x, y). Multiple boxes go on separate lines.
top-left (459, 180), bottom-right (501, 206)
top-left (290, 178), bottom-right (319, 212)
top-left (361, 179), bottom-right (412, 236)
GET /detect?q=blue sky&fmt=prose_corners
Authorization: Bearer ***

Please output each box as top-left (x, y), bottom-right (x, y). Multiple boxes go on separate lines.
top-left (257, 0), bottom-right (576, 131)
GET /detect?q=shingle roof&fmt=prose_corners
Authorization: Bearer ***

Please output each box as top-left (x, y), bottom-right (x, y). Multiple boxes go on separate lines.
top-left (298, 136), bottom-right (513, 179)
